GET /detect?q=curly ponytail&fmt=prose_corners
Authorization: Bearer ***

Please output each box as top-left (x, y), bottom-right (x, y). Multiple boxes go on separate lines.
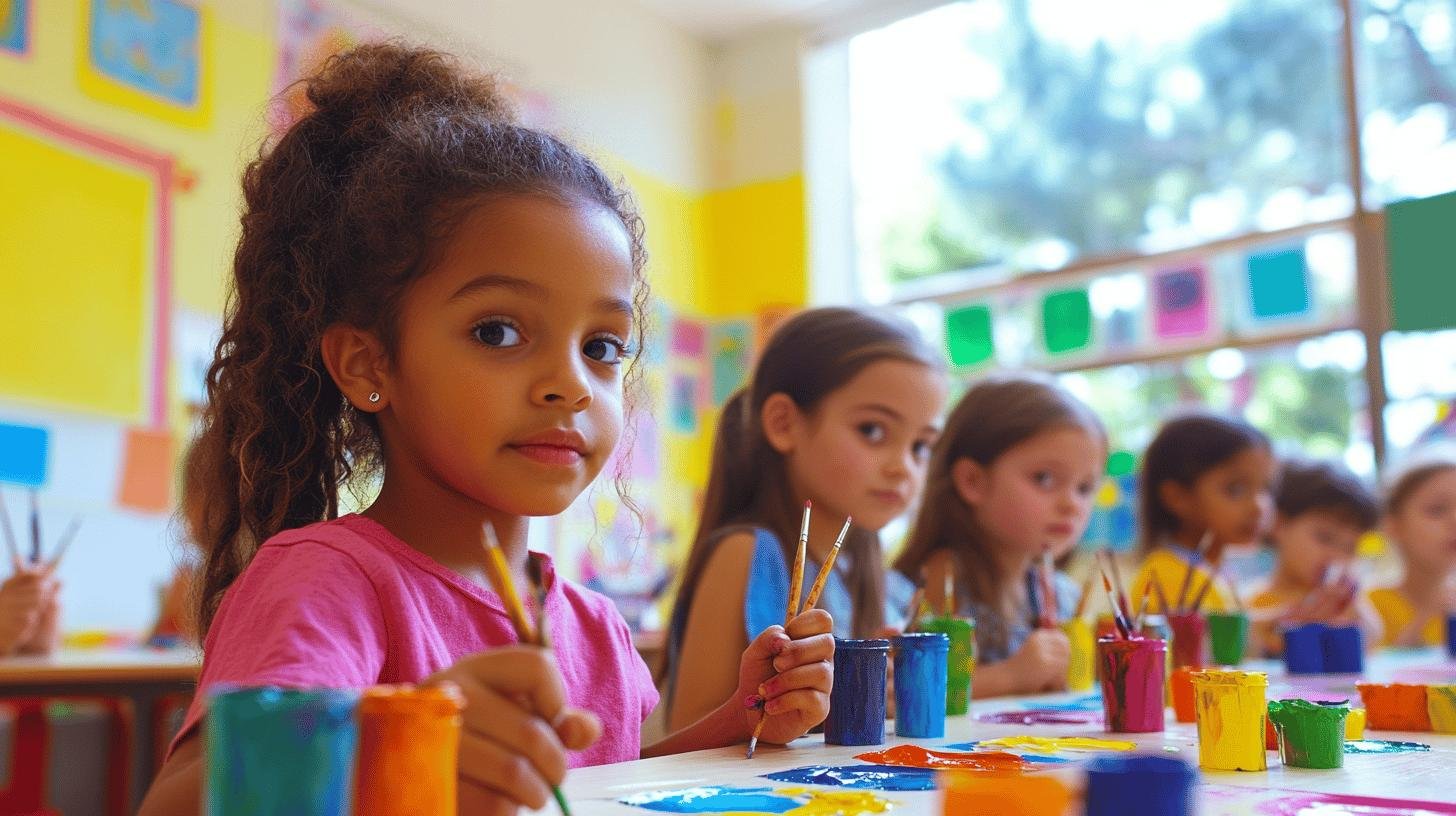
top-left (189, 42), bottom-right (647, 634)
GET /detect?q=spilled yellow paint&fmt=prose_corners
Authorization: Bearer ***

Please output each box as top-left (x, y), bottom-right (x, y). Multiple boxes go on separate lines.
top-left (774, 789), bottom-right (896, 815)
top-left (976, 735), bottom-right (1136, 753)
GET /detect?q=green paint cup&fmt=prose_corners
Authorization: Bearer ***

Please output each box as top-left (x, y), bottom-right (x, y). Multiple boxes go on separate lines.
top-left (1268, 698), bottom-right (1347, 769)
top-left (920, 616), bottom-right (975, 716)
top-left (1207, 611), bottom-right (1250, 666)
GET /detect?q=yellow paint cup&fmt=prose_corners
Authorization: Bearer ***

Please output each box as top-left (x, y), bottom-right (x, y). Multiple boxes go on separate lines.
top-left (1189, 670), bottom-right (1268, 772)
top-left (1427, 685), bottom-right (1456, 734)
top-left (1062, 617), bottom-right (1095, 692)
top-left (1345, 707), bottom-right (1366, 739)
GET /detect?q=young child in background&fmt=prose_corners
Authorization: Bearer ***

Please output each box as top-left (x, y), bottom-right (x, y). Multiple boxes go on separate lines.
top-left (1249, 459), bottom-right (1382, 657)
top-left (0, 558), bottom-right (59, 657)
top-left (662, 307), bottom-right (947, 731)
top-left (141, 44), bottom-right (833, 815)
top-left (893, 374), bottom-right (1106, 697)
top-left (1369, 448), bottom-right (1456, 647)
top-left (1132, 413), bottom-right (1275, 614)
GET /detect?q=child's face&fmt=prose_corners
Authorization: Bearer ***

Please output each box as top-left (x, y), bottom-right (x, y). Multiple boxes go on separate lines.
top-left (1168, 447), bottom-right (1276, 547)
top-left (1272, 509), bottom-right (1366, 588)
top-left (783, 360), bottom-right (946, 532)
top-left (959, 426), bottom-right (1104, 560)
top-left (378, 195), bottom-right (635, 516)
top-left (1388, 468), bottom-right (1456, 574)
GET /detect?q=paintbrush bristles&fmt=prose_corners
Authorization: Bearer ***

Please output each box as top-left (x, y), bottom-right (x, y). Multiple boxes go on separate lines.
top-left (800, 517), bottom-right (850, 615)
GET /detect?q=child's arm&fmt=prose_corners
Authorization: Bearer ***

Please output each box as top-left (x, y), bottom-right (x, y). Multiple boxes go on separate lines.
top-left (137, 734), bottom-right (203, 815)
top-left (667, 532), bottom-right (756, 732)
top-left (972, 629), bottom-right (1070, 698)
top-left (645, 608), bottom-right (833, 757)
top-left (1353, 594), bottom-right (1384, 651)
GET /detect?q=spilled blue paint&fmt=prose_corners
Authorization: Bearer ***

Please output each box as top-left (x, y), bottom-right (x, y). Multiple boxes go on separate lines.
top-left (764, 764), bottom-right (937, 791)
top-left (1344, 739), bottom-right (1432, 754)
top-left (620, 787), bottom-right (797, 813)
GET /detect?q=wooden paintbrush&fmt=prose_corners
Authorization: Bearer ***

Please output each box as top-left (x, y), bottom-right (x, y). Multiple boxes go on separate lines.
top-left (28, 492), bottom-right (40, 566)
top-left (903, 585), bottom-right (925, 633)
top-left (1037, 549), bottom-right (1058, 629)
top-left (801, 516), bottom-right (850, 614)
top-left (752, 501), bottom-right (807, 760)
top-left (480, 525), bottom-right (570, 816)
top-left (1103, 548), bottom-right (1130, 620)
top-left (1101, 568), bottom-right (1131, 639)
top-left (43, 517), bottom-right (81, 573)
top-left (1071, 563), bottom-right (1096, 621)
top-left (1174, 531), bottom-right (1213, 613)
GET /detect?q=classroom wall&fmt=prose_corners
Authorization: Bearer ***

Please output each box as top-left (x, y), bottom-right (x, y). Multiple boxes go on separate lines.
top-left (0, 0), bottom-right (812, 636)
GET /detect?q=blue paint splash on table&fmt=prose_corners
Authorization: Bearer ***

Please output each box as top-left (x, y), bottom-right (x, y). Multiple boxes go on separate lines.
top-left (764, 764), bottom-right (937, 791)
top-left (620, 787), bottom-right (797, 813)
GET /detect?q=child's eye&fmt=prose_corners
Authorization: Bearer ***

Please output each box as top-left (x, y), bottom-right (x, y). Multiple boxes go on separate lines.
top-left (583, 335), bottom-right (628, 364)
top-left (1077, 480), bottom-right (1097, 497)
top-left (858, 422), bottom-right (887, 443)
top-left (472, 319), bottom-right (524, 348)
top-left (1033, 471), bottom-right (1055, 489)
top-left (912, 439), bottom-right (933, 461)
top-left (1226, 482), bottom-right (1247, 498)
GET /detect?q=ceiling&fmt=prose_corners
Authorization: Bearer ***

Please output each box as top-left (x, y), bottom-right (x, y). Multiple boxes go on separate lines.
top-left (630, 0), bottom-right (885, 41)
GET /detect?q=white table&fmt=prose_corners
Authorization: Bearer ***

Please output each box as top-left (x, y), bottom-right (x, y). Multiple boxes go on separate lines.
top-left (563, 649), bottom-right (1456, 813)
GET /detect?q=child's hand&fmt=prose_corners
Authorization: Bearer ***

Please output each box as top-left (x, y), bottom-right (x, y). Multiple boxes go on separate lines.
top-left (1283, 580), bottom-right (1359, 627)
top-left (1006, 628), bottom-right (1070, 692)
top-left (737, 609), bottom-right (834, 745)
top-left (425, 646), bottom-right (601, 815)
top-left (0, 565), bottom-right (53, 655)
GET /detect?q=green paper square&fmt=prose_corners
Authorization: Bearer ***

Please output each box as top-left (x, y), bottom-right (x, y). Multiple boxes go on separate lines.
top-left (1042, 288), bottom-right (1092, 355)
top-left (1247, 247), bottom-right (1310, 320)
top-left (944, 304), bottom-right (994, 368)
top-left (1387, 191), bottom-right (1456, 332)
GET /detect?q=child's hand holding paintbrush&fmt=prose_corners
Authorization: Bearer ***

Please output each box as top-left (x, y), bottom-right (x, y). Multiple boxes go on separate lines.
top-left (0, 491), bottom-right (69, 657)
top-left (428, 524), bottom-right (601, 815)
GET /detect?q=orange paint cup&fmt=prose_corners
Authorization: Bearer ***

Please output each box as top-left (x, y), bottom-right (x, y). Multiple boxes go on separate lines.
top-left (1357, 683), bottom-right (1432, 732)
top-left (355, 684), bottom-right (465, 816)
top-left (1170, 666), bottom-right (1197, 723)
top-left (941, 770), bottom-right (1072, 815)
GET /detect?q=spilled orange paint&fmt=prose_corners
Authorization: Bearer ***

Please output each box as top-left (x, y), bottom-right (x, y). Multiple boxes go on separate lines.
top-left (854, 744), bottom-right (1034, 772)
top-left (355, 685), bottom-right (464, 816)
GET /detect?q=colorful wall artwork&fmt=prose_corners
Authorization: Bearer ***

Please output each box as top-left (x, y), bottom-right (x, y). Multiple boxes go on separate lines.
top-left (1151, 263), bottom-right (1212, 341)
top-left (79, 0), bottom-right (212, 127)
top-left (0, 0), bottom-right (28, 55)
top-left (0, 422), bottom-right (48, 488)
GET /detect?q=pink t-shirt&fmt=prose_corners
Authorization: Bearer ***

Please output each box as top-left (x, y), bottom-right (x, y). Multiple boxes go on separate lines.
top-left (171, 514), bottom-right (657, 767)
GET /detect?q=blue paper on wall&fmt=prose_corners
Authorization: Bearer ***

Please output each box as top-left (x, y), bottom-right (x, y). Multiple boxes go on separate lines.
top-left (710, 320), bottom-right (752, 405)
top-left (0, 422), bottom-right (48, 487)
top-left (89, 0), bottom-right (201, 106)
top-left (1247, 246), bottom-right (1312, 322)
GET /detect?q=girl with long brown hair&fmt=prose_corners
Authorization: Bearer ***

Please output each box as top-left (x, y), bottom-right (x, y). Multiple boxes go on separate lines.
top-left (141, 43), bottom-right (833, 815)
top-left (662, 307), bottom-right (948, 730)
top-left (892, 374), bottom-right (1106, 697)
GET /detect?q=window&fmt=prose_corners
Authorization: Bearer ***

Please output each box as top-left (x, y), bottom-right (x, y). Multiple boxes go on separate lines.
top-left (826, 0), bottom-right (1456, 472)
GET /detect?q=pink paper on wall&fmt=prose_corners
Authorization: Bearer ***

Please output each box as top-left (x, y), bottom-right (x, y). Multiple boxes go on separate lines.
top-left (669, 317), bottom-right (707, 359)
top-left (1151, 263), bottom-right (1211, 341)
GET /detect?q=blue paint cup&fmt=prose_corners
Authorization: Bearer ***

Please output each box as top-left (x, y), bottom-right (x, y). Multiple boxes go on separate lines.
top-left (892, 632), bottom-right (948, 738)
top-left (1084, 754), bottom-right (1197, 816)
top-left (206, 686), bottom-right (360, 816)
top-left (1283, 623), bottom-right (1327, 674)
top-left (1446, 614), bottom-right (1456, 659)
top-left (1321, 625), bottom-right (1364, 674)
top-left (825, 638), bottom-right (888, 746)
